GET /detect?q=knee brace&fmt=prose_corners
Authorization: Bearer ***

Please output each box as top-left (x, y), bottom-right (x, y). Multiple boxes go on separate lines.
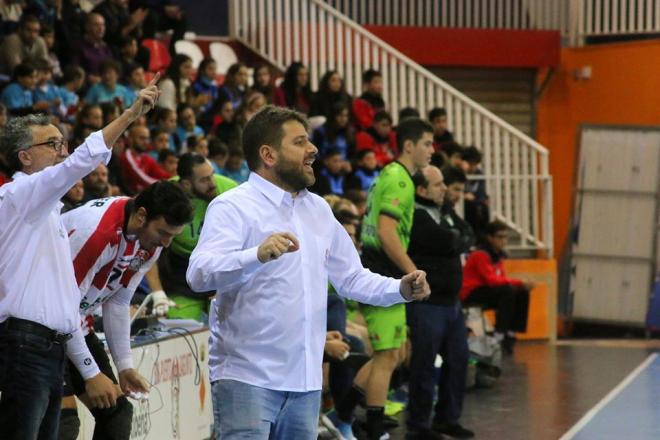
top-left (58, 408), bottom-right (81, 440)
top-left (91, 396), bottom-right (134, 440)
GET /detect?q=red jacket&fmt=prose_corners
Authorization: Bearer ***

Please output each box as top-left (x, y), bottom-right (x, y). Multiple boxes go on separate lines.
top-left (460, 249), bottom-right (523, 301)
top-left (355, 129), bottom-right (398, 167)
top-left (119, 149), bottom-right (171, 194)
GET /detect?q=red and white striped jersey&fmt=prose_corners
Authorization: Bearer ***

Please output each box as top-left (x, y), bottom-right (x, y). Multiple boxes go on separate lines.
top-left (62, 197), bottom-right (161, 330)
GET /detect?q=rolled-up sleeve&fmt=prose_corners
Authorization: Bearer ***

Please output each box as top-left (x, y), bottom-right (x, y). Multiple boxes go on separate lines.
top-left (187, 199), bottom-right (262, 293)
top-left (327, 220), bottom-right (404, 306)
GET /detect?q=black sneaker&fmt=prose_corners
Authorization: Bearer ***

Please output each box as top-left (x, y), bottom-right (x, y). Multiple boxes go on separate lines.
top-left (405, 427), bottom-right (445, 439)
top-left (501, 335), bottom-right (516, 355)
top-left (432, 421), bottom-right (475, 439)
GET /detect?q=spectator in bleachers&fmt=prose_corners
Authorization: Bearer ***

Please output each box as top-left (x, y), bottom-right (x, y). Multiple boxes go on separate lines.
top-left (153, 106), bottom-right (179, 151)
top-left (0, 0), bottom-right (24, 36)
top-left (218, 62), bottom-right (249, 110)
top-left (251, 64), bottom-right (275, 103)
top-left (344, 188), bottom-right (368, 217)
top-left (58, 65), bottom-right (85, 114)
top-left (207, 136), bottom-right (228, 174)
top-left (192, 57), bottom-right (219, 114)
top-left (158, 53), bottom-right (207, 111)
top-left (312, 101), bottom-right (354, 161)
top-left (33, 59), bottom-right (65, 118)
top-left (93, 0), bottom-right (147, 51)
top-left (132, 0), bottom-right (187, 55)
top-left (310, 70), bottom-right (352, 119)
top-left (429, 107), bottom-right (455, 151)
top-left (23, 0), bottom-right (59, 27)
top-left (1, 62), bottom-right (49, 116)
top-left (462, 145), bottom-right (490, 240)
top-left (73, 13), bottom-right (114, 84)
top-left (237, 91), bottom-right (267, 126)
top-left (219, 143), bottom-right (249, 184)
top-left (311, 148), bottom-right (347, 196)
top-left (274, 61), bottom-right (312, 114)
top-left (60, 179), bottom-right (85, 213)
top-left (149, 126), bottom-right (171, 159)
top-left (174, 103), bottom-right (204, 151)
top-left (82, 163), bottom-right (113, 202)
top-left (443, 141), bottom-right (467, 171)
top-left (356, 109), bottom-right (397, 167)
top-left (100, 101), bottom-right (122, 127)
top-left (399, 106), bottom-right (420, 121)
top-left (158, 148), bottom-right (179, 175)
top-left (353, 68), bottom-right (385, 130)
top-left (41, 24), bottom-right (62, 79)
top-left (406, 165), bottom-right (475, 440)
top-left (0, 14), bottom-right (49, 77)
top-left (346, 148), bottom-right (380, 194)
top-left (117, 35), bottom-right (149, 77)
top-left (74, 103), bottom-right (103, 134)
top-left (210, 95), bottom-right (241, 149)
top-left (85, 59), bottom-right (134, 107)
top-left (461, 220), bottom-right (532, 355)
top-left (124, 63), bottom-right (147, 105)
top-left (186, 135), bottom-right (209, 157)
top-left (120, 124), bottom-right (172, 193)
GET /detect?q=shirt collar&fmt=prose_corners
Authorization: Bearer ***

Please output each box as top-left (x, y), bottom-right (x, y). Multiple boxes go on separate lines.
top-left (249, 172), bottom-right (309, 207)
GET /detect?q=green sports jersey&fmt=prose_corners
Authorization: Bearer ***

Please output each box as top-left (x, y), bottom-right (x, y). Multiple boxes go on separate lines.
top-left (361, 161), bottom-right (415, 253)
top-left (169, 174), bottom-right (238, 257)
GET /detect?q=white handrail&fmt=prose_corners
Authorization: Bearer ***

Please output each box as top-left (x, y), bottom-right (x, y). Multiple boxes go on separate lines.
top-left (229, 0), bottom-right (554, 255)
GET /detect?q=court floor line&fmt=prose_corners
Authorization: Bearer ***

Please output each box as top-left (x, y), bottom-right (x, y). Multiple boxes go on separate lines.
top-left (558, 352), bottom-right (658, 440)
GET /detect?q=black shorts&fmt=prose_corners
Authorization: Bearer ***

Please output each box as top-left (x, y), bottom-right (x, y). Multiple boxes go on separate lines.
top-left (63, 332), bottom-right (118, 397)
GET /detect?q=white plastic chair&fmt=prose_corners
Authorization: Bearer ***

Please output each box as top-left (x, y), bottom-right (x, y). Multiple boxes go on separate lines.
top-left (174, 40), bottom-right (205, 69)
top-left (209, 42), bottom-right (239, 75)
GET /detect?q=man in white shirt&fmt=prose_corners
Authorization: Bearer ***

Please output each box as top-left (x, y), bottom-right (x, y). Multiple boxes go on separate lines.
top-left (187, 106), bottom-right (431, 440)
top-left (0, 75), bottom-right (160, 440)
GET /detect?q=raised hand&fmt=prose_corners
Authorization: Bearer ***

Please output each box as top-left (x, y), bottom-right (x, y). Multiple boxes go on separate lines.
top-left (128, 72), bottom-right (161, 120)
top-left (257, 232), bottom-right (300, 263)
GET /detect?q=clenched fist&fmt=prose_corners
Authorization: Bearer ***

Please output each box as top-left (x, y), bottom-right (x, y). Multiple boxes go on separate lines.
top-left (257, 232), bottom-right (300, 263)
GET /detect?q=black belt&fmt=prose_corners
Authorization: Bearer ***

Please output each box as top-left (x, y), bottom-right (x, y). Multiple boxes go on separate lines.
top-left (0, 317), bottom-right (72, 344)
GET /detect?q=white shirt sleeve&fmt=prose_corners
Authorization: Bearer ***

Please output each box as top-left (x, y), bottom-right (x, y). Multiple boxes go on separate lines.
top-left (4, 131), bottom-right (110, 223)
top-left (327, 219), bottom-right (404, 306)
top-left (66, 324), bottom-right (101, 380)
top-left (187, 199), bottom-right (263, 293)
top-left (102, 288), bottom-right (134, 372)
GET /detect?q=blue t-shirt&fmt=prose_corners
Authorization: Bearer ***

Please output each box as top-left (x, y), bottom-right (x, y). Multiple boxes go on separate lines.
top-left (85, 83), bottom-right (134, 106)
top-left (220, 160), bottom-right (250, 184)
top-left (312, 125), bottom-right (351, 160)
top-left (174, 125), bottom-right (205, 150)
top-left (1, 83), bottom-right (33, 110)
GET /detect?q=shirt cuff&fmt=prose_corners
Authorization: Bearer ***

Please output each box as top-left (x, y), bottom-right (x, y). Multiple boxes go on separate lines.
top-left (115, 357), bottom-right (134, 372)
top-left (85, 130), bottom-right (112, 165)
top-left (238, 246), bottom-right (262, 271)
top-left (80, 364), bottom-right (102, 381)
top-left (389, 279), bottom-right (411, 303)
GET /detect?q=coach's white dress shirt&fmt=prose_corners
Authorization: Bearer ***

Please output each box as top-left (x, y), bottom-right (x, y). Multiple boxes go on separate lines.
top-left (187, 172), bottom-right (405, 392)
top-left (0, 131), bottom-right (110, 333)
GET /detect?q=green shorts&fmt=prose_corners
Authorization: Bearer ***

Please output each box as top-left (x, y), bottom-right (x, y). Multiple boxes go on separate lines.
top-left (360, 303), bottom-right (407, 351)
top-left (166, 294), bottom-right (209, 322)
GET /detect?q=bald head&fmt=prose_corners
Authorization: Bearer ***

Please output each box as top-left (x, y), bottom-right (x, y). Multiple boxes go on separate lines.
top-left (86, 13), bottom-right (105, 41)
top-left (415, 165), bottom-right (446, 206)
top-left (129, 125), bottom-right (151, 153)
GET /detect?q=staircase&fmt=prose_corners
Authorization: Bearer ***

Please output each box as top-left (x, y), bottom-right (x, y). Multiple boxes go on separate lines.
top-left (228, 0), bottom-right (554, 255)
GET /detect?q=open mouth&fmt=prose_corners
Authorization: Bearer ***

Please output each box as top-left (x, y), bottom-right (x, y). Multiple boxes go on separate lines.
top-left (303, 158), bottom-right (315, 170)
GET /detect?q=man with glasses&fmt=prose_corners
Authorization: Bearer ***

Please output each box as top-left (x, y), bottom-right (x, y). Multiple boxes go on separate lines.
top-left (0, 74), bottom-right (160, 440)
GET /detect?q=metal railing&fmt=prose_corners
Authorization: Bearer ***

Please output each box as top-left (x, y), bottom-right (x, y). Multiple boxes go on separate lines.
top-left (575, 0), bottom-right (660, 41)
top-left (229, 0), bottom-right (554, 254)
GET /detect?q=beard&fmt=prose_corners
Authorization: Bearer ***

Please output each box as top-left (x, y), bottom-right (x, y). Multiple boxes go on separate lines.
top-left (275, 158), bottom-right (315, 192)
top-left (192, 186), bottom-right (217, 202)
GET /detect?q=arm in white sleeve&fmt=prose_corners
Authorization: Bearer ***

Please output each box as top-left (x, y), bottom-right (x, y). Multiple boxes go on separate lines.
top-left (327, 220), bottom-right (405, 307)
top-left (187, 199), bottom-right (262, 293)
top-left (102, 288), bottom-right (134, 372)
top-left (6, 131), bottom-right (111, 223)
top-left (66, 324), bottom-right (101, 380)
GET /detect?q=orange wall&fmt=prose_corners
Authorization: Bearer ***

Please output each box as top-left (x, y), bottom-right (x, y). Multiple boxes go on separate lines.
top-left (537, 40), bottom-right (660, 254)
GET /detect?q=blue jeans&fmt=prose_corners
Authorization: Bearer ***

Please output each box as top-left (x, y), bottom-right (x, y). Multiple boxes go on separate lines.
top-left (212, 379), bottom-right (321, 439)
top-left (406, 302), bottom-right (469, 429)
top-left (0, 326), bottom-right (67, 440)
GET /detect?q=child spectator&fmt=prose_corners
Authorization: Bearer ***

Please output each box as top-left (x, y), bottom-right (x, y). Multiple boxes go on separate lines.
top-left (58, 65), bottom-right (85, 117)
top-left (1, 63), bottom-right (49, 116)
top-left (187, 136), bottom-right (209, 157)
top-left (158, 149), bottom-right (179, 176)
top-left (355, 110), bottom-right (397, 167)
top-left (124, 63), bottom-right (147, 106)
top-left (150, 127), bottom-right (172, 160)
top-left (311, 148), bottom-right (347, 196)
top-left (192, 57), bottom-right (219, 114)
top-left (462, 145), bottom-right (490, 240)
top-left (399, 106), bottom-right (420, 121)
top-left (207, 137), bottom-right (229, 174)
top-left (40, 24), bottom-right (61, 79)
top-left (251, 64), bottom-right (275, 103)
top-left (210, 96), bottom-right (241, 150)
top-left (310, 70), bottom-right (351, 119)
top-left (219, 144), bottom-right (250, 184)
top-left (117, 35), bottom-right (149, 75)
top-left (33, 59), bottom-right (65, 118)
top-left (443, 141), bottom-right (467, 171)
top-left (312, 102), bottom-right (354, 161)
top-left (85, 59), bottom-right (133, 107)
top-left (153, 107), bottom-right (179, 152)
top-left (159, 54), bottom-right (202, 111)
top-left (100, 101), bottom-right (121, 126)
top-left (274, 61), bottom-right (312, 114)
top-left (174, 103), bottom-right (204, 151)
top-left (219, 62), bottom-right (249, 110)
top-left (346, 149), bottom-right (380, 193)
top-left (352, 69), bottom-right (385, 130)
top-left (429, 107), bottom-right (455, 151)
top-left (237, 91), bottom-right (267, 126)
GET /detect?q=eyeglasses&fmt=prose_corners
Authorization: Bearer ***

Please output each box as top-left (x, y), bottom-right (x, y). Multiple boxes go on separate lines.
top-left (25, 139), bottom-right (68, 153)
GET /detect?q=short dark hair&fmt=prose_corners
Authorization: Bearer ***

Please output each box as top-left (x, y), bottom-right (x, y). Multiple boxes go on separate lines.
top-left (158, 149), bottom-right (177, 163)
top-left (462, 145), bottom-right (483, 164)
top-left (362, 69), bottom-right (382, 84)
top-left (486, 220), bottom-right (508, 237)
top-left (395, 117), bottom-right (433, 151)
top-left (373, 110), bottom-right (392, 124)
top-left (399, 107), bottom-right (420, 121)
top-left (428, 107), bottom-right (447, 121)
top-left (442, 165), bottom-right (467, 185)
top-left (176, 103), bottom-right (193, 116)
top-left (412, 170), bottom-right (428, 189)
top-left (100, 59), bottom-right (121, 76)
top-left (442, 141), bottom-right (464, 158)
top-left (356, 148), bottom-right (375, 161)
top-left (13, 62), bottom-right (35, 80)
top-left (323, 147), bottom-right (342, 159)
top-left (134, 181), bottom-right (193, 226)
top-left (177, 152), bottom-right (207, 181)
top-left (19, 14), bottom-right (39, 29)
top-left (208, 137), bottom-right (228, 158)
top-left (242, 105), bottom-right (308, 171)
top-left (61, 65), bottom-right (85, 84)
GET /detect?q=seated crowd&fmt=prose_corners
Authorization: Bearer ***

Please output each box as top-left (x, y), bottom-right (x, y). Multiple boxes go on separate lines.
top-left (0, 2), bottom-right (533, 439)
